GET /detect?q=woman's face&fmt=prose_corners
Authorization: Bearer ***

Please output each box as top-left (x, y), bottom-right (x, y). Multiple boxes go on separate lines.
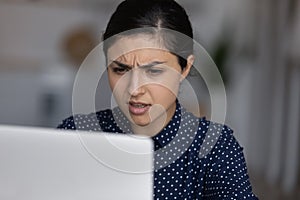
top-left (107, 35), bottom-right (192, 129)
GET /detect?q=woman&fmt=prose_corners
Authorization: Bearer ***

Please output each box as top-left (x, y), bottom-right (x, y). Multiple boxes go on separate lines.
top-left (58, 0), bottom-right (258, 199)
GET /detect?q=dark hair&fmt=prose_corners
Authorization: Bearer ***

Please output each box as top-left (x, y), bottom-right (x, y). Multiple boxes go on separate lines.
top-left (103, 0), bottom-right (193, 70)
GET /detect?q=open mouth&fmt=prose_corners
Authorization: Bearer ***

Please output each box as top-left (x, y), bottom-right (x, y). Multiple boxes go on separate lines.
top-left (130, 103), bottom-right (148, 108)
top-left (128, 102), bottom-right (151, 115)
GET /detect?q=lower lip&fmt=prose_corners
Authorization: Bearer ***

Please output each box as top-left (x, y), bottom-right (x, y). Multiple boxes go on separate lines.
top-left (128, 104), bottom-right (150, 115)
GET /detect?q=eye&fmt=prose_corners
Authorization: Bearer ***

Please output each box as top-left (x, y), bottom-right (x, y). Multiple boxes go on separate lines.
top-left (146, 68), bottom-right (164, 76)
top-left (111, 67), bottom-right (130, 75)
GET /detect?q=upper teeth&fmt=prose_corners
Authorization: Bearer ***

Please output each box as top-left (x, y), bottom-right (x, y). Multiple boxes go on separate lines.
top-left (133, 104), bottom-right (146, 108)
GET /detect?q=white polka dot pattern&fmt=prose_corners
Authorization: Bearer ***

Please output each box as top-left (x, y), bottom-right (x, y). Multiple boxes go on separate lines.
top-left (57, 102), bottom-right (259, 199)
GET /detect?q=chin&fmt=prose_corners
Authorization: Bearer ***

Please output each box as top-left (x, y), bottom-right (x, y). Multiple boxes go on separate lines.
top-left (133, 122), bottom-right (150, 127)
top-left (130, 116), bottom-right (151, 127)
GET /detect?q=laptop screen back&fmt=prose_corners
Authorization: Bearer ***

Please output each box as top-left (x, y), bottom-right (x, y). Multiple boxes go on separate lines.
top-left (0, 125), bottom-right (153, 200)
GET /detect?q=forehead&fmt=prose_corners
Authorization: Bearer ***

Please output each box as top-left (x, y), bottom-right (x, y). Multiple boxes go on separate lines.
top-left (115, 49), bottom-right (176, 66)
top-left (107, 34), bottom-right (170, 62)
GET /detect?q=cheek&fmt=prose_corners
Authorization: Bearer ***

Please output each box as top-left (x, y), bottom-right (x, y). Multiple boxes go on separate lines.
top-left (108, 74), bottom-right (128, 99)
top-left (158, 77), bottom-right (181, 96)
top-left (108, 72), bottom-right (121, 91)
top-left (108, 77), bottom-right (117, 91)
top-left (150, 85), bottom-right (178, 102)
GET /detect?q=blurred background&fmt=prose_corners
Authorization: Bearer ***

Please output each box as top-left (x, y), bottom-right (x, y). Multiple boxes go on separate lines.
top-left (0, 0), bottom-right (299, 199)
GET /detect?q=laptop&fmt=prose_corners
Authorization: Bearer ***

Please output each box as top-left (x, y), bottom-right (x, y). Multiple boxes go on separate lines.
top-left (0, 125), bottom-right (153, 200)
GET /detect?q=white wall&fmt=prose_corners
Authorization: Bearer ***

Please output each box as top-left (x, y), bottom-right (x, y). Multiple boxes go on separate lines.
top-left (0, 3), bottom-right (108, 127)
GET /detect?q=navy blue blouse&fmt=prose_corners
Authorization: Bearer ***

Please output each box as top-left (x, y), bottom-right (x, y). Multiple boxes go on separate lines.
top-left (57, 102), bottom-right (258, 199)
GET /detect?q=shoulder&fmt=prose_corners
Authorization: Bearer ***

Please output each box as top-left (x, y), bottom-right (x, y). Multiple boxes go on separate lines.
top-left (178, 107), bottom-right (238, 157)
top-left (57, 109), bottom-right (114, 131)
top-left (186, 114), bottom-right (239, 159)
top-left (191, 118), bottom-right (258, 199)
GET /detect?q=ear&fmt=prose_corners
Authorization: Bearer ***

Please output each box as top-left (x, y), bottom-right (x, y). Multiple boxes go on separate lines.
top-left (180, 55), bottom-right (194, 82)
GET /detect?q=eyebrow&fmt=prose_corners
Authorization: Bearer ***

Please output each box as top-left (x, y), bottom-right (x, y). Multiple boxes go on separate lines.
top-left (112, 61), bottom-right (166, 69)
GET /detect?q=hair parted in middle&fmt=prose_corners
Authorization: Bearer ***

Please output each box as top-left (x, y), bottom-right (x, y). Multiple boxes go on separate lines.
top-left (102, 0), bottom-right (194, 70)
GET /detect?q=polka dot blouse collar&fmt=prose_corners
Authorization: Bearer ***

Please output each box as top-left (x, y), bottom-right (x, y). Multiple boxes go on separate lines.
top-left (151, 100), bottom-right (183, 148)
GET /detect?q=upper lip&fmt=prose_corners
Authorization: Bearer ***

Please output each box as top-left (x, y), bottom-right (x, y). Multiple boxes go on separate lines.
top-left (128, 101), bottom-right (151, 106)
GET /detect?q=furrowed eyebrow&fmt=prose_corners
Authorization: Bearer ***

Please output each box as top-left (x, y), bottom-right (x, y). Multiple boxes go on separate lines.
top-left (139, 61), bottom-right (166, 69)
top-left (112, 61), bottom-right (166, 69)
top-left (112, 61), bottom-right (132, 69)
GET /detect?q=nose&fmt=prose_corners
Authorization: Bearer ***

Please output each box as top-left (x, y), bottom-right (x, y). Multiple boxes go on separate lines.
top-left (127, 69), bottom-right (145, 97)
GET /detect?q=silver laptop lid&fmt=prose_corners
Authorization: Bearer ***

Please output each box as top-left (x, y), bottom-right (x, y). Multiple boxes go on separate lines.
top-left (0, 125), bottom-right (153, 200)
